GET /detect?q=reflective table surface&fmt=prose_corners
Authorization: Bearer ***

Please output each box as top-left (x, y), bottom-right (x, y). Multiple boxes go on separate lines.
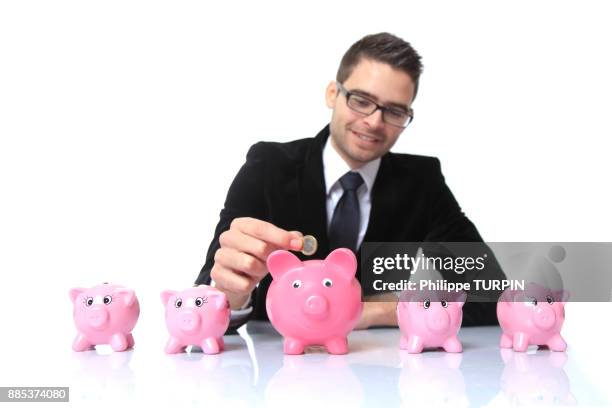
top-left (4, 319), bottom-right (608, 407)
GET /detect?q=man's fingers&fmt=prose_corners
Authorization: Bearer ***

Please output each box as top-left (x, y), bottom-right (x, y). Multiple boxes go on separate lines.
top-left (214, 246), bottom-right (268, 280)
top-left (232, 217), bottom-right (303, 251)
top-left (210, 264), bottom-right (254, 295)
top-left (219, 229), bottom-right (280, 261)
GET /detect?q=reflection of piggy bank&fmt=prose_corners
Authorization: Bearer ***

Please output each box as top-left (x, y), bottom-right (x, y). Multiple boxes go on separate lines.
top-left (397, 291), bottom-right (466, 353)
top-left (497, 283), bottom-right (568, 352)
top-left (266, 248), bottom-right (363, 355)
top-left (69, 283), bottom-right (139, 352)
top-left (498, 349), bottom-right (576, 405)
top-left (265, 356), bottom-right (365, 407)
top-left (161, 286), bottom-right (230, 354)
top-left (398, 353), bottom-right (468, 408)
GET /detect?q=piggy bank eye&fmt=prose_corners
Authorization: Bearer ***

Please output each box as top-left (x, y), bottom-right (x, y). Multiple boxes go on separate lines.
top-left (546, 295), bottom-right (554, 304)
top-left (195, 297), bottom-right (207, 307)
top-left (322, 278), bottom-right (333, 288)
top-left (441, 300), bottom-right (448, 308)
top-left (175, 298), bottom-right (183, 308)
top-left (292, 280), bottom-right (302, 289)
top-left (423, 299), bottom-right (431, 309)
top-left (524, 297), bottom-right (537, 307)
top-left (86, 297), bottom-right (93, 307)
top-left (103, 295), bottom-right (112, 305)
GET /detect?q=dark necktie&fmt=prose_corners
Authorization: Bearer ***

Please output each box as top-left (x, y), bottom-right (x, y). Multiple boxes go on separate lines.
top-left (328, 171), bottom-right (364, 252)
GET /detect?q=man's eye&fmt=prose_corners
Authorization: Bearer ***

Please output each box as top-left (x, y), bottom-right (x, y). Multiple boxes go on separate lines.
top-left (386, 109), bottom-right (407, 119)
top-left (351, 96), bottom-right (373, 108)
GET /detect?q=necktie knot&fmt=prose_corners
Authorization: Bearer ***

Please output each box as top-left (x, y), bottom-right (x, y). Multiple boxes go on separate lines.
top-left (339, 171), bottom-right (364, 191)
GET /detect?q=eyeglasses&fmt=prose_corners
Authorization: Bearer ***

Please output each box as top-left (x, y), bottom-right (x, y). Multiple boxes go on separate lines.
top-left (336, 82), bottom-right (414, 128)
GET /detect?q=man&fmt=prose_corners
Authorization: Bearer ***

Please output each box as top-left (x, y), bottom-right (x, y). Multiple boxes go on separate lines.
top-left (195, 32), bottom-right (503, 330)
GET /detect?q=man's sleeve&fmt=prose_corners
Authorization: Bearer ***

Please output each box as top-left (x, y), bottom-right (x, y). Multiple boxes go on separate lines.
top-left (194, 142), bottom-right (268, 330)
top-left (424, 158), bottom-right (507, 326)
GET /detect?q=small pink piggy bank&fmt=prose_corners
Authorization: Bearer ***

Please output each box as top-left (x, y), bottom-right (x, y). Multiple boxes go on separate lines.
top-left (161, 286), bottom-right (230, 354)
top-left (266, 248), bottom-right (363, 355)
top-left (497, 283), bottom-right (568, 352)
top-left (397, 290), bottom-right (466, 353)
top-left (69, 283), bottom-right (140, 352)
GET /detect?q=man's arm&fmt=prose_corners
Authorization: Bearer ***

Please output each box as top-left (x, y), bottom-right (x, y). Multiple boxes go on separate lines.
top-left (424, 158), bottom-right (505, 326)
top-left (195, 143), bottom-right (302, 329)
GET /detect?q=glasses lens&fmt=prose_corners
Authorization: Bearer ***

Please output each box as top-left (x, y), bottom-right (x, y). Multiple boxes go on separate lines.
top-left (347, 95), bottom-right (376, 115)
top-left (383, 109), bottom-right (412, 127)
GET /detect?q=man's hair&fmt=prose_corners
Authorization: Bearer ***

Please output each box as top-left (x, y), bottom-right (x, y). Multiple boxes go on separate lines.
top-left (336, 32), bottom-right (424, 100)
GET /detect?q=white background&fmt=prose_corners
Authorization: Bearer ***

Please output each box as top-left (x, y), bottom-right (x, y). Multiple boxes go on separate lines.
top-left (1, 0), bottom-right (611, 402)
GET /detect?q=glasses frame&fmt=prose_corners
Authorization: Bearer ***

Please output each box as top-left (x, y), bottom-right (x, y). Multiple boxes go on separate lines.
top-left (336, 82), bottom-right (414, 128)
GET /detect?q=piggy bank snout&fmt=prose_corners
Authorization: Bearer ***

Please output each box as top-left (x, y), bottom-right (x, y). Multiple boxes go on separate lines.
top-left (302, 295), bottom-right (329, 318)
top-left (533, 306), bottom-right (556, 330)
top-left (177, 310), bottom-right (202, 332)
top-left (425, 308), bottom-right (451, 333)
top-left (86, 307), bottom-right (110, 328)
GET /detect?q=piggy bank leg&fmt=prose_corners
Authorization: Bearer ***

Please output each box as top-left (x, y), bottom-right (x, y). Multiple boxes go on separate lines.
top-left (500, 333), bottom-right (513, 348)
top-left (443, 336), bottom-right (462, 353)
top-left (217, 337), bottom-right (225, 352)
top-left (165, 337), bottom-right (186, 354)
top-left (512, 332), bottom-right (529, 352)
top-left (405, 335), bottom-right (425, 354)
top-left (201, 337), bottom-right (221, 354)
top-left (547, 334), bottom-right (567, 352)
top-left (72, 333), bottom-right (94, 352)
top-left (283, 337), bottom-right (305, 355)
top-left (110, 333), bottom-right (129, 352)
top-left (126, 333), bottom-right (135, 349)
top-left (325, 337), bottom-right (348, 355)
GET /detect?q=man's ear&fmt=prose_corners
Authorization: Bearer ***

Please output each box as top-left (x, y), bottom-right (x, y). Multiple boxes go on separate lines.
top-left (325, 80), bottom-right (338, 109)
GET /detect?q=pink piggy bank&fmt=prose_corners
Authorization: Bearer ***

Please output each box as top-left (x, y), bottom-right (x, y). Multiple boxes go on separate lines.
top-left (397, 290), bottom-right (466, 353)
top-left (69, 283), bottom-right (140, 352)
top-left (266, 248), bottom-right (363, 355)
top-left (497, 283), bottom-right (568, 352)
top-left (161, 286), bottom-right (230, 354)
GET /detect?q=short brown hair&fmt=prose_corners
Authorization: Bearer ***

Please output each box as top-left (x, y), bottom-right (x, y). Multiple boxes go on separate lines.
top-left (336, 32), bottom-right (423, 100)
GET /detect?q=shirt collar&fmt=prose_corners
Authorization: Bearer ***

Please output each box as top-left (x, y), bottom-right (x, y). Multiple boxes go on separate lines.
top-left (322, 135), bottom-right (381, 196)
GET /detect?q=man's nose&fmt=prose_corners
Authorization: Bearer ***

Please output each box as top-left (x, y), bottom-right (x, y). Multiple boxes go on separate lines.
top-left (363, 108), bottom-right (384, 129)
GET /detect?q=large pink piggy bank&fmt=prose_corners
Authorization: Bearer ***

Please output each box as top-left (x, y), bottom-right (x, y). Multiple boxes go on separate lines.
top-left (69, 283), bottom-right (140, 352)
top-left (497, 283), bottom-right (568, 352)
top-left (161, 286), bottom-right (230, 354)
top-left (266, 248), bottom-right (363, 355)
top-left (397, 290), bottom-right (466, 353)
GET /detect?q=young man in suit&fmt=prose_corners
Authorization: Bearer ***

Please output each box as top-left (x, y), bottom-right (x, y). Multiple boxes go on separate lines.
top-left (195, 32), bottom-right (503, 330)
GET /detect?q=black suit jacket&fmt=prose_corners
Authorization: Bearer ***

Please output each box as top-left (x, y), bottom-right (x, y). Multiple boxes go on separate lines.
top-left (195, 124), bottom-right (504, 327)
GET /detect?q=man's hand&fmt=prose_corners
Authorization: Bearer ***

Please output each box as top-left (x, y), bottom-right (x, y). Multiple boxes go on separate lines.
top-left (355, 293), bottom-right (399, 330)
top-left (211, 217), bottom-right (303, 310)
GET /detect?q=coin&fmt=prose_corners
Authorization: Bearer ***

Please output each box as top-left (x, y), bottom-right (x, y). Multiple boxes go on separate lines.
top-left (301, 235), bottom-right (318, 256)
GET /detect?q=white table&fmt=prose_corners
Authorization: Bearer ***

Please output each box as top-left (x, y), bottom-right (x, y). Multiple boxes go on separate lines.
top-left (7, 321), bottom-right (606, 407)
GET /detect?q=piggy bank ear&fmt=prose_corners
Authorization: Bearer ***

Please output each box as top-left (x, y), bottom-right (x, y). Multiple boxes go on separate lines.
top-left (324, 248), bottom-right (357, 280)
top-left (452, 291), bottom-right (467, 307)
top-left (208, 291), bottom-right (229, 311)
top-left (267, 250), bottom-right (302, 280)
top-left (115, 288), bottom-right (136, 307)
top-left (554, 289), bottom-right (570, 305)
top-left (160, 290), bottom-right (177, 306)
top-left (69, 287), bottom-right (86, 303)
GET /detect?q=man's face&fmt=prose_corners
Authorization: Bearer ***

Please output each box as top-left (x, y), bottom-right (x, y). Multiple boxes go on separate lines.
top-left (326, 58), bottom-right (416, 169)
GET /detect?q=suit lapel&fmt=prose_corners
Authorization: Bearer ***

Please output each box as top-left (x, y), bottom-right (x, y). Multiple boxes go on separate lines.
top-left (362, 153), bottom-right (396, 245)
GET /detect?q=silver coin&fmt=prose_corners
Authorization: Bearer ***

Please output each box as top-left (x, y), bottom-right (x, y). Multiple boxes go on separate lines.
top-left (301, 235), bottom-right (318, 256)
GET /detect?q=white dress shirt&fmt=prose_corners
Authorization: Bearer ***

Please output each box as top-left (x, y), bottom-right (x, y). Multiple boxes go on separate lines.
top-left (322, 136), bottom-right (381, 249)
